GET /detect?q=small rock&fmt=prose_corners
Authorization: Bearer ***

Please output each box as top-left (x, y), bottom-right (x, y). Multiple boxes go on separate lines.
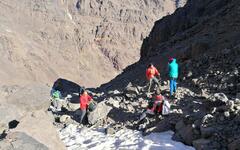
top-left (202, 114), bottom-right (214, 125)
top-left (187, 71), bottom-right (193, 77)
top-left (60, 115), bottom-right (71, 123)
top-left (212, 93), bottom-right (229, 103)
top-left (105, 126), bottom-right (116, 135)
top-left (224, 111), bottom-right (230, 118)
top-left (192, 78), bottom-right (198, 84)
top-left (127, 104), bottom-right (135, 112)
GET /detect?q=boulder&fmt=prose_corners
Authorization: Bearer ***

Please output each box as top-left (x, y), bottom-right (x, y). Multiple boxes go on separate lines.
top-left (210, 93), bottom-right (229, 103)
top-left (107, 97), bottom-right (120, 108)
top-left (7, 84), bottom-right (50, 111)
top-left (178, 124), bottom-right (194, 145)
top-left (67, 102), bottom-right (80, 111)
top-left (88, 101), bottom-right (112, 125)
top-left (59, 115), bottom-right (71, 123)
top-left (228, 139), bottom-right (240, 150)
top-left (193, 138), bottom-right (211, 150)
top-left (124, 83), bottom-right (139, 96)
top-left (0, 132), bottom-right (48, 150)
top-left (200, 126), bottom-right (215, 138)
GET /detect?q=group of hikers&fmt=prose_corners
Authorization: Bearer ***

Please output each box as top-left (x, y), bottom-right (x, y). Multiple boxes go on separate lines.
top-left (139, 57), bottom-right (179, 124)
top-left (50, 57), bottom-right (179, 126)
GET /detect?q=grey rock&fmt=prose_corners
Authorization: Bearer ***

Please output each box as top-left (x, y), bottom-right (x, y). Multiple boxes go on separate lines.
top-left (67, 102), bottom-right (79, 111)
top-left (178, 124), bottom-right (194, 145)
top-left (175, 120), bottom-right (185, 131)
top-left (105, 126), bottom-right (116, 135)
top-left (126, 104), bottom-right (135, 112)
top-left (228, 139), bottom-right (240, 150)
top-left (202, 114), bottom-right (214, 126)
top-left (210, 93), bottom-right (229, 103)
top-left (124, 83), bottom-right (139, 95)
top-left (107, 97), bottom-right (120, 108)
top-left (0, 132), bottom-right (48, 150)
top-left (59, 115), bottom-right (71, 123)
top-left (88, 101), bottom-right (112, 125)
top-left (224, 111), bottom-right (230, 118)
top-left (200, 126), bottom-right (215, 138)
top-left (193, 138), bottom-right (211, 150)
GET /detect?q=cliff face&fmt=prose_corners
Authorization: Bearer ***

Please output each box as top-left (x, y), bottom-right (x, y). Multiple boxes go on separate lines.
top-left (0, 0), bottom-right (185, 87)
top-left (140, 0), bottom-right (239, 60)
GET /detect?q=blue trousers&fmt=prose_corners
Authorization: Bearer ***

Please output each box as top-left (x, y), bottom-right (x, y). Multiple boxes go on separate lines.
top-left (170, 78), bottom-right (177, 96)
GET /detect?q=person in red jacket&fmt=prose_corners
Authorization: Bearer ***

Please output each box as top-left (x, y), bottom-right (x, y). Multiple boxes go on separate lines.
top-left (79, 89), bottom-right (92, 124)
top-left (138, 90), bottom-right (164, 126)
top-left (146, 63), bottom-right (161, 93)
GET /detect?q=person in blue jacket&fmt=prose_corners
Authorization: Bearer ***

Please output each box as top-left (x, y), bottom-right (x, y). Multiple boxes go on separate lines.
top-left (168, 58), bottom-right (179, 97)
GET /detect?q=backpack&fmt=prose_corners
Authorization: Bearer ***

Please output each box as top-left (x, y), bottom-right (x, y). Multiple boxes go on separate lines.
top-left (162, 100), bottom-right (171, 115)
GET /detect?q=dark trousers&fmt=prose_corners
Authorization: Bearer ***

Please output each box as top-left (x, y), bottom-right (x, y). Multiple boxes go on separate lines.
top-left (148, 77), bottom-right (160, 93)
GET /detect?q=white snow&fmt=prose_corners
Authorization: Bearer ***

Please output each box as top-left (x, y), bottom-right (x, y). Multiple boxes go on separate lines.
top-left (59, 124), bottom-right (195, 150)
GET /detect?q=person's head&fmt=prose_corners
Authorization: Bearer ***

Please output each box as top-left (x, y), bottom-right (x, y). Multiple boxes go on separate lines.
top-left (155, 89), bottom-right (161, 95)
top-left (169, 57), bottom-right (174, 63)
top-left (80, 87), bottom-right (87, 95)
top-left (148, 63), bottom-right (154, 68)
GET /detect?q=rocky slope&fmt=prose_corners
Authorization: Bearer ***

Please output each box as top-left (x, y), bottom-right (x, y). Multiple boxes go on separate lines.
top-left (0, 0), bottom-right (185, 87)
top-left (96, 0), bottom-right (240, 149)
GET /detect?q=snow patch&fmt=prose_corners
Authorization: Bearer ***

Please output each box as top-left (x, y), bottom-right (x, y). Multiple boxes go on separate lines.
top-left (59, 124), bottom-right (195, 150)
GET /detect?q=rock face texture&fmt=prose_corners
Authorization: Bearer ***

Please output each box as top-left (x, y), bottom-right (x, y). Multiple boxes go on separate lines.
top-left (0, 0), bottom-right (185, 87)
top-left (97, 0), bottom-right (240, 149)
top-left (0, 84), bottom-right (65, 150)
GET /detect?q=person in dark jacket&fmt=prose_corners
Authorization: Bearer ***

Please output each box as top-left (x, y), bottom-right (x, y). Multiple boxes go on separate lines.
top-left (168, 58), bottom-right (179, 96)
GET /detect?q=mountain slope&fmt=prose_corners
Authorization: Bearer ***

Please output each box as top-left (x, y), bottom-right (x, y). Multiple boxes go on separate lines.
top-left (0, 0), bottom-right (185, 87)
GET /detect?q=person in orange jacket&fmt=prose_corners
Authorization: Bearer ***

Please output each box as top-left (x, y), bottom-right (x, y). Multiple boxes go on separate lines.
top-left (146, 63), bottom-right (161, 93)
top-left (79, 88), bottom-right (93, 124)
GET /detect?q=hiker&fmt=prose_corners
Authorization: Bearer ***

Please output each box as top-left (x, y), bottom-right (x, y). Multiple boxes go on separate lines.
top-left (50, 88), bottom-right (62, 112)
top-left (168, 58), bottom-right (179, 97)
top-left (79, 88), bottom-right (93, 124)
top-left (138, 90), bottom-right (164, 123)
top-left (146, 63), bottom-right (161, 93)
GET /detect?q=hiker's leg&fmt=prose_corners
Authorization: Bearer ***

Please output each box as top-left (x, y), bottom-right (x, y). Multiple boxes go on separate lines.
top-left (56, 100), bottom-right (62, 111)
top-left (53, 99), bottom-right (58, 109)
top-left (80, 109), bottom-right (86, 124)
top-left (153, 77), bottom-right (160, 90)
top-left (148, 78), bottom-right (153, 93)
top-left (170, 78), bottom-right (174, 96)
top-left (173, 78), bottom-right (177, 93)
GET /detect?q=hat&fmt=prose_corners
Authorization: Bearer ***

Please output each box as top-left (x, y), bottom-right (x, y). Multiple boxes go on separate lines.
top-left (169, 57), bottom-right (174, 62)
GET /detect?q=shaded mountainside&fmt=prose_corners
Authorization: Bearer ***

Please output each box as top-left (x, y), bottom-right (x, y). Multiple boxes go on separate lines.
top-left (97, 0), bottom-right (240, 149)
top-left (0, 0), bottom-right (185, 87)
top-left (101, 0), bottom-right (240, 93)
